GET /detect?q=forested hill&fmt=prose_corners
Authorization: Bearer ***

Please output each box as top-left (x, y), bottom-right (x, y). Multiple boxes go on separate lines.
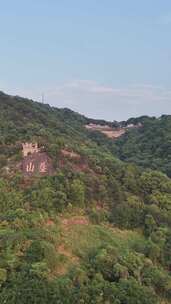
top-left (85, 113), bottom-right (171, 177)
top-left (1, 92), bottom-right (171, 304)
top-left (114, 115), bottom-right (171, 177)
top-left (0, 91), bottom-right (88, 143)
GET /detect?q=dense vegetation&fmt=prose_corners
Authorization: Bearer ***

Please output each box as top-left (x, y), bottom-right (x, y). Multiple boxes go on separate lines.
top-left (1, 92), bottom-right (171, 303)
top-left (114, 115), bottom-right (171, 177)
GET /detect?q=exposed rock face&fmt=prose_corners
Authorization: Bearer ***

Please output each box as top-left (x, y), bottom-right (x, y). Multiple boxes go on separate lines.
top-left (101, 129), bottom-right (126, 138)
top-left (22, 152), bottom-right (54, 176)
top-left (85, 124), bottom-right (126, 139)
top-left (85, 124), bottom-right (112, 131)
top-left (85, 122), bottom-right (142, 139)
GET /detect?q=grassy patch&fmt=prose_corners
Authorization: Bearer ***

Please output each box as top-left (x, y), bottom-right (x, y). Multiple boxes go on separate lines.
top-left (59, 220), bottom-right (146, 260)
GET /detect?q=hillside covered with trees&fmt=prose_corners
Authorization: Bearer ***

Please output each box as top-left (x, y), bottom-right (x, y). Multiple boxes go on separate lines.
top-left (1, 92), bottom-right (171, 303)
top-left (114, 115), bottom-right (171, 177)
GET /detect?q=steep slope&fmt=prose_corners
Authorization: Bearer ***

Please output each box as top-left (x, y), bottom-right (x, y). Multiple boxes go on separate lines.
top-left (1, 92), bottom-right (171, 304)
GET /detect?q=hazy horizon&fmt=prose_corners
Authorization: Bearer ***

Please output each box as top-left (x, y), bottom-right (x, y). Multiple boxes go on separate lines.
top-left (1, 89), bottom-right (169, 122)
top-left (1, 1), bottom-right (171, 120)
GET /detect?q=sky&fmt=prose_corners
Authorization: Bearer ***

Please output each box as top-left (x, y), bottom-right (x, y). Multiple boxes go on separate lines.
top-left (0, 0), bottom-right (171, 120)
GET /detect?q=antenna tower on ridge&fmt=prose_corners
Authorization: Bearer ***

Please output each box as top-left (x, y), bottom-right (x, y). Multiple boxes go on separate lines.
top-left (41, 93), bottom-right (45, 104)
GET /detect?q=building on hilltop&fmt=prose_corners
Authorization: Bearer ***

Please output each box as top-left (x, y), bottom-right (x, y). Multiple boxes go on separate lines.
top-left (22, 142), bottom-right (40, 157)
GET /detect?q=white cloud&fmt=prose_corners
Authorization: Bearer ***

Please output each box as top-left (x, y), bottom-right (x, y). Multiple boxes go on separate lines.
top-left (44, 80), bottom-right (171, 104)
top-left (42, 81), bottom-right (171, 98)
top-left (38, 81), bottom-right (171, 120)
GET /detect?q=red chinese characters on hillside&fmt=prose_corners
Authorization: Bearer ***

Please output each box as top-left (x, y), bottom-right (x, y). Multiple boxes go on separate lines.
top-left (22, 143), bottom-right (54, 176)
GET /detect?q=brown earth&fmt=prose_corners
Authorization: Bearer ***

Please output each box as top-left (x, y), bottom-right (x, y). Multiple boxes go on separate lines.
top-left (22, 152), bottom-right (54, 176)
top-left (61, 216), bottom-right (89, 226)
top-left (85, 124), bottom-right (126, 139)
top-left (57, 244), bottom-right (79, 263)
top-left (61, 149), bottom-right (81, 160)
top-left (46, 219), bottom-right (55, 226)
top-left (101, 129), bottom-right (126, 138)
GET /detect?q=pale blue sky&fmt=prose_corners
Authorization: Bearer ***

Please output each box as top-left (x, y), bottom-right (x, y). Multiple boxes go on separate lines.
top-left (0, 0), bottom-right (171, 120)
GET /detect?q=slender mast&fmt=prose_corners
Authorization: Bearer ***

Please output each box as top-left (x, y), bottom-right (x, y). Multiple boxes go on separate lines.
top-left (41, 92), bottom-right (45, 104)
